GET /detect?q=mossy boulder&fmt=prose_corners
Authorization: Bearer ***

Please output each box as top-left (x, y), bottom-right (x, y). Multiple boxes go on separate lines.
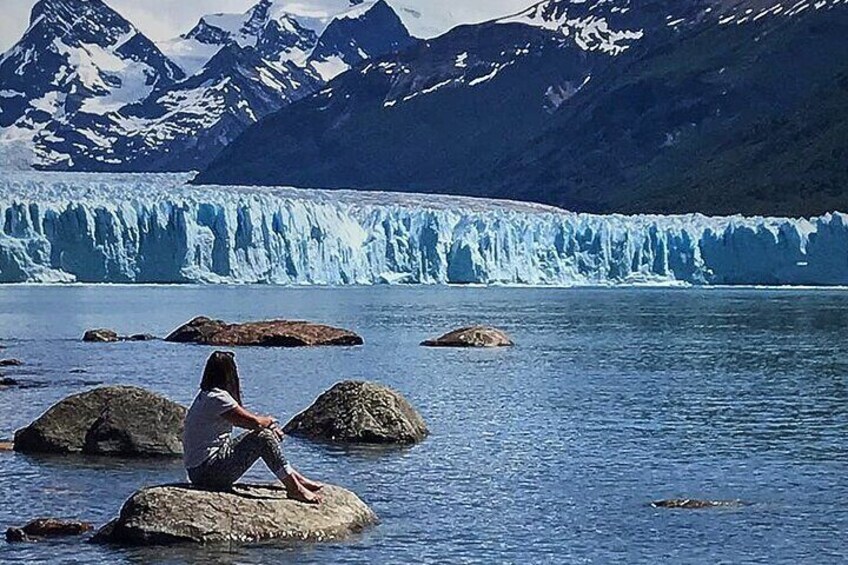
top-left (285, 381), bottom-right (428, 444)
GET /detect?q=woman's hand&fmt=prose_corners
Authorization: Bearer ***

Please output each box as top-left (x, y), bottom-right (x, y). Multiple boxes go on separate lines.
top-left (259, 416), bottom-right (285, 440)
top-left (223, 406), bottom-right (281, 434)
top-left (256, 415), bottom-right (277, 429)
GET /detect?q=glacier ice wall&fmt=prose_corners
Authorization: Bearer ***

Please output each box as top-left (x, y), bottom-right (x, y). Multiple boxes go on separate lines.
top-left (1, 172), bottom-right (847, 286)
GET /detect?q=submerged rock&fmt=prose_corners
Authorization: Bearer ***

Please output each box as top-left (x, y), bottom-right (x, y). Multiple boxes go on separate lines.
top-left (83, 330), bottom-right (157, 342)
top-left (165, 316), bottom-right (363, 347)
top-left (421, 326), bottom-right (513, 348)
top-left (83, 329), bottom-right (120, 343)
top-left (0, 378), bottom-right (49, 390)
top-left (14, 386), bottom-right (185, 457)
top-left (284, 381), bottom-right (428, 444)
top-left (651, 499), bottom-right (745, 509)
top-left (0, 358), bottom-right (23, 367)
top-left (4, 528), bottom-right (25, 542)
top-left (127, 334), bottom-right (156, 341)
top-left (0, 377), bottom-right (46, 390)
top-left (6, 519), bottom-right (93, 542)
top-left (93, 483), bottom-right (377, 546)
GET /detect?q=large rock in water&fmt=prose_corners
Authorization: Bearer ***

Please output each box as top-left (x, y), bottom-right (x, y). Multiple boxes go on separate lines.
top-left (165, 316), bottom-right (363, 347)
top-left (284, 381), bottom-right (428, 444)
top-left (93, 484), bottom-right (377, 545)
top-left (14, 386), bottom-right (185, 457)
top-left (421, 326), bottom-right (514, 348)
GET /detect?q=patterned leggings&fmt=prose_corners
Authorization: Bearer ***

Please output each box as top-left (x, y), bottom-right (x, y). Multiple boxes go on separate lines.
top-left (187, 429), bottom-right (290, 489)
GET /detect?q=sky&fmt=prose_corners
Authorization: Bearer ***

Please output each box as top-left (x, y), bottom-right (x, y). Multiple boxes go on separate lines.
top-left (0, 0), bottom-right (533, 52)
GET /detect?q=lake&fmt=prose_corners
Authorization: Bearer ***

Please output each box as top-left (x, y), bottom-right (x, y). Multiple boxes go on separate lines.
top-left (0, 285), bottom-right (846, 563)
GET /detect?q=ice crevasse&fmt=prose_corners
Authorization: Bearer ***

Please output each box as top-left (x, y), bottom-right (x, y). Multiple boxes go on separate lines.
top-left (1, 172), bottom-right (847, 286)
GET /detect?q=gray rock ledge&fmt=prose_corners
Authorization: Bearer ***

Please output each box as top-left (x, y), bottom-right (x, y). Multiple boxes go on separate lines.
top-left (92, 483), bottom-right (377, 546)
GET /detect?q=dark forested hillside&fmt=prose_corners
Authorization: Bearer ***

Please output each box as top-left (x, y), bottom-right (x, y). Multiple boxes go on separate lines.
top-left (197, 0), bottom-right (848, 217)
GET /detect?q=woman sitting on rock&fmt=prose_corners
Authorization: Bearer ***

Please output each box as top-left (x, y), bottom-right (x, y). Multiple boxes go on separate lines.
top-left (183, 351), bottom-right (323, 504)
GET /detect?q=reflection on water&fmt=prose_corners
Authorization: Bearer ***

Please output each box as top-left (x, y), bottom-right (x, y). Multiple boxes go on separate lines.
top-left (0, 286), bottom-right (847, 563)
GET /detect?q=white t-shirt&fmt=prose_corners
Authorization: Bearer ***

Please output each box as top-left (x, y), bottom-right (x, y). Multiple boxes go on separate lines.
top-left (183, 388), bottom-right (239, 469)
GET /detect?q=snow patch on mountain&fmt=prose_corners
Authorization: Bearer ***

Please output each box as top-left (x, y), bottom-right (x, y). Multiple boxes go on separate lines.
top-left (2, 173), bottom-right (846, 286)
top-left (716, 0), bottom-right (848, 25)
top-left (498, 0), bottom-right (645, 55)
top-left (157, 36), bottom-right (228, 78)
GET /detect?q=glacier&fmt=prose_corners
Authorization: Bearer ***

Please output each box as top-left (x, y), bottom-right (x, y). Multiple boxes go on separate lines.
top-left (1, 172), bottom-right (847, 286)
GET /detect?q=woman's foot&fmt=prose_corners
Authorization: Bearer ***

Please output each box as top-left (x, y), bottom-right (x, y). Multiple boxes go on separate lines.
top-left (283, 475), bottom-right (323, 504)
top-left (293, 471), bottom-right (324, 492)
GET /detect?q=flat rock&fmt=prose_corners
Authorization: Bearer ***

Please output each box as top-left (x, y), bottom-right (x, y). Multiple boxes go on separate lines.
top-left (14, 386), bottom-right (185, 457)
top-left (421, 326), bottom-right (513, 348)
top-left (0, 358), bottom-right (23, 366)
top-left (284, 381), bottom-right (428, 444)
top-left (0, 441), bottom-right (13, 451)
top-left (165, 316), bottom-right (363, 347)
top-left (92, 483), bottom-right (377, 546)
top-left (651, 499), bottom-right (745, 509)
top-left (0, 377), bottom-right (19, 387)
top-left (6, 519), bottom-right (93, 542)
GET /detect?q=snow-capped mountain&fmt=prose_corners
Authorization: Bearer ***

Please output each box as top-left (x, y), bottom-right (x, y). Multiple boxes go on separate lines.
top-left (160, 0), bottom-right (321, 77)
top-left (0, 0), bottom-right (184, 168)
top-left (196, 0), bottom-right (690, 186)
top-left (161, 0), bottom-right (390, 78)
top-left (0, 0), bottom-right (414, 171)
top-left (198, 0), bottom-right (848, 216)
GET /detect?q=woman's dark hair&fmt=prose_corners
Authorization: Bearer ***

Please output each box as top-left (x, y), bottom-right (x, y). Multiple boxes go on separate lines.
top-left (200, 351), bottom-right (242, 405)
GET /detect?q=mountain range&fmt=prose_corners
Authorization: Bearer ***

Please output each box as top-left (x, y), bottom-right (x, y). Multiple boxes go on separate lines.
top-left (198, 0), bottom-right (848, 216)
top-left (0, 0), bottom-right (414, 171)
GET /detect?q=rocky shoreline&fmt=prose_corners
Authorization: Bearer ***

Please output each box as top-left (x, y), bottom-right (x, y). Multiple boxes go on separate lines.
top-left (2, 319), bottom-right (437, 548)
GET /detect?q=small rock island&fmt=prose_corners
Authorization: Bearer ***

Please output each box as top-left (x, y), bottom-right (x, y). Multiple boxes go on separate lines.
top-left (422, 326), bottom-right (513, 348)
top-left (165, 316), bottom-right (364, 347)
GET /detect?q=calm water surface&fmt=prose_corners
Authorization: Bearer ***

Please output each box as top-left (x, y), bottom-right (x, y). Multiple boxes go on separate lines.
top-left (0, 286), bottom-right (846, 564)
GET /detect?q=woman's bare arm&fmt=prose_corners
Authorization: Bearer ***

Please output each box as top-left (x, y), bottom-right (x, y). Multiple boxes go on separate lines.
top-left (222, 405), bottom-right (276, 431)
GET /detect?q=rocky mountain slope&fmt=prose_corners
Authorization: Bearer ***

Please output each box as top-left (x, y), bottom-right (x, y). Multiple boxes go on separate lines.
top-left (0, 0), bottom-right (184, 167)
top-left (198, 0), bottom-right (848, 216)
